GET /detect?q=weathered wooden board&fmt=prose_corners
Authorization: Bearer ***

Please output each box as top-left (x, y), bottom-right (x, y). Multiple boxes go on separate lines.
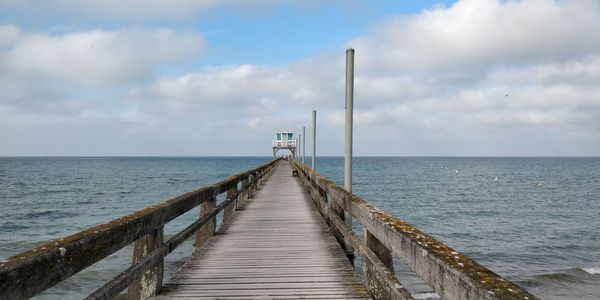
top-left (292, 160), bottom-right (540, 300)
top-left (152, 162), bottom-right (371, 299)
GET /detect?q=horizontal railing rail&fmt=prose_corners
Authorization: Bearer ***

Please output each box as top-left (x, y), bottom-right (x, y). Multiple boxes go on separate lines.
top-left (0, 158), bottom-right (281, 300)
top-left (291, 160), bottom-right (539, 300)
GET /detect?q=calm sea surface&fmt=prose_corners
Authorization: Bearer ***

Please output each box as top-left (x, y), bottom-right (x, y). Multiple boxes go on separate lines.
top-left (1, 157), bottom-right (599, 299)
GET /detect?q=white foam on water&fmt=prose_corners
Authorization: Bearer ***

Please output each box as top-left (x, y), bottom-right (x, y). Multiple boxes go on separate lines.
top-left (582, 267), bottom-right (600, 275)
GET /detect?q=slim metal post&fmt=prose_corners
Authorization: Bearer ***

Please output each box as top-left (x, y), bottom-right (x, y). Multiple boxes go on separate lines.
top-left (302, 126), bottom-right (306, 164)
top-left (344, 48), bottom-right (355, 262)
top-left (298, 134), bottom-right (301, 162)
top-left (345, 48), bottom-right (354, 193)
top-left (312, 110), bottom-right (316, 170)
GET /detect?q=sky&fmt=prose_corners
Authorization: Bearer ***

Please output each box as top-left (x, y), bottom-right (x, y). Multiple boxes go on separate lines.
top-left (0, 0), bottom-right (599, 156)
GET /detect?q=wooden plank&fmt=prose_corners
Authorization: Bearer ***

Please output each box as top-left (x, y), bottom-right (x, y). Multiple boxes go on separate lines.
top-left (0, 159), bottom-right (280, 300)
top-left (152, 161), bottom-right (371, 299)
top-left (292, 160), bottom-right (540, 300)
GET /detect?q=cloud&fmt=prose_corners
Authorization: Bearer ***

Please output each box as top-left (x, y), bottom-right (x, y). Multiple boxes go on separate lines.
top-left (1, 27), bottom-right (204, 86)
top-left (0, 0), bottom-right (281, 21)
top-left (0, 25), bottom-right (20, 44)
top-left (0, 25), bottom-right (206, 144)
top-left (2, 0), bottom-right (600, 156)
top-left (130, 59), bottom-right (342, 116)
top-left (352, 0), bottom-right (600, 73)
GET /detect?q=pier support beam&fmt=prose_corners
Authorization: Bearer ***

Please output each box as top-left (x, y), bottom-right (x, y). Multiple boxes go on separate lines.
top-left (223, 188), bottom-right (236, 224)
top-left (249, 173), bottom-right (256, 198)
top-left (127, 227), bottom-right (164, 300)
top-left (240, 178), bottom-right (249, 206)
top-left (195, 194), bottom-right (216, 249)
top-left (363, 230), bottom-right (394, 299)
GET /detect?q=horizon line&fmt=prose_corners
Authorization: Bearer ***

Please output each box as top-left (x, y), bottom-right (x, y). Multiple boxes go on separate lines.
top-left (1, 155), bottom-right (599, 158)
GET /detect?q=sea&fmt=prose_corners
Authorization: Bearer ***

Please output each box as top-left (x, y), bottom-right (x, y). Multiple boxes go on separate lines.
top-left (1, 157), bottom-right (599, 299)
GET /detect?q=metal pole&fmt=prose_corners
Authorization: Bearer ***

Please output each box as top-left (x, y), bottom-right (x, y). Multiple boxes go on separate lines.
top-left (345, 48), bottom-right (354, 193)
top-left (298, 134), bottom-right (301, 162)
top-left (312, 110), bottom-right (316, 170)
top-left (302, 126), bottom-right (306, 164)
top-left (344, 48), bottom-right (355, 262)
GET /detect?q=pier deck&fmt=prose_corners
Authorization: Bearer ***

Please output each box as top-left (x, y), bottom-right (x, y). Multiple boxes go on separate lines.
top-left (2, 157), bottom-right (539, 300)
top-left (153, 161), bottom-right (371, 299)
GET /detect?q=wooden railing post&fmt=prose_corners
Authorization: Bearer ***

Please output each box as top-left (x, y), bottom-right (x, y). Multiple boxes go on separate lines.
top-left (240, 178), bottom-right (249, 206)
top-left (127, 226), bottom-right (164, 300)
top-left (330, 200), bottom-right (347, 256)
top-left (364, 230), bottom-right (394, 299)
top-left (223, 187), bottom-right (236, 224)
top-left (248, 174), bottom-right (255, 198)
top-left (195, 192), bottom-right (216, 249)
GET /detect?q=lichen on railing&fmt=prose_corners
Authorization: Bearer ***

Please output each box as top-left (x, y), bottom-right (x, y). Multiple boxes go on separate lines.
top-left (291, 160), bottom-right (539, 300)
top-left (0, 158), bottom-right (281, 300)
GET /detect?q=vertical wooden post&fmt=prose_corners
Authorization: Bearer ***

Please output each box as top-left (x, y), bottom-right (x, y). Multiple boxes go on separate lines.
top-left (363, 230), bottom-right (394, 299)
top-left (223, 187), bottom-right (236, 224)
top-left (248, 174), bottom-right (256, 198)
top-left (255, 171), bottom-right (261, 189)
top-left (195, 193), bottom-right (216, 249)
top-left (127, 227), bottom-right (164, 300)
top-left (259, 170), bottom-right (264, 187)
top-left (329, 201), bottom-right (346, 255)
top-left (240, 178), bottom-right (249, 206)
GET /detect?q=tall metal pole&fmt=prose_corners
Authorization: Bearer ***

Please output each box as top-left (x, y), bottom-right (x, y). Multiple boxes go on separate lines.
top-left (302, 126), bottom-right (306, 164)
top-left (344, 48), bottom-right (355, 262)
top-left (297, 136), bottom-right (300, 161)
top-left (312, 110), bottom-right (316, 170)
top-left (345, 49), bottom-right (354, 193)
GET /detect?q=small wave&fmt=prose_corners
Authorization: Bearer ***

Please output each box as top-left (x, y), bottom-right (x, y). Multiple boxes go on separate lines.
top-left (22, 210), bottom-right (76, 219)
top-left (536, 272), bottom-right (576, 281)
top-left (0, 221), bottom-right (30, 232)
top-left (581, 267), bottom-right (600, 275)
top-left (528, 267), bottom-right (599, 285)
top-left (48, 182), bottom-right (74, 186)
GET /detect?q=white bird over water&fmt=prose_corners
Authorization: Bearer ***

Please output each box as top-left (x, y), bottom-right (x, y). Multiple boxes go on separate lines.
top-left (494, 177), bottom-right (499, 182)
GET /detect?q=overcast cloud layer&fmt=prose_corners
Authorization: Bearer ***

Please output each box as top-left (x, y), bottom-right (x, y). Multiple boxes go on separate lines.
top-left (1, 0), bottom-right (599, 156)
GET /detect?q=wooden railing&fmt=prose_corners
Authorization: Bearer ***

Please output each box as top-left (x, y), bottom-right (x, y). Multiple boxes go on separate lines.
top-left (0, 158), bottom-right (281, 300)
top-left (291, 160), bottom-right (539, 300)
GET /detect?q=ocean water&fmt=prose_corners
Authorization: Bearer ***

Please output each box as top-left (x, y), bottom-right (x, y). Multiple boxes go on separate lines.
top-left (1, 157), bottom-right (599, 299)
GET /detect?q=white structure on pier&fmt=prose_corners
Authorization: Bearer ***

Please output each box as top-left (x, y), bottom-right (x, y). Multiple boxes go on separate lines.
top-left (272, 132), bottom-right (297, 158)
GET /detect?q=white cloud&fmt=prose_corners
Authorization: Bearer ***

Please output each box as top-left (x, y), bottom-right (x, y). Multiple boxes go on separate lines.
top-left (2, 0), bottom-right (600, 156)
top-left (0, 25), bottom-right (20, 44)
top-left (352, 0), bottom-right (600, 73)
top-left (0, 0), bottom-right (278, 20)
top-left (2, 27), bottom-right (204, 86)
top-left (129, 58), bottom-right (345, 117)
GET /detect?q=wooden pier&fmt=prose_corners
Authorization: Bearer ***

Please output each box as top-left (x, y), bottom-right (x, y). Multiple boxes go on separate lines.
top-left (155, 161), bottom-right (370, 299)
top-left (0, 158), bottom-right (539, 300)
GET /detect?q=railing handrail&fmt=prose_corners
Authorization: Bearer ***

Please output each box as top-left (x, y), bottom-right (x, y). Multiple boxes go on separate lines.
top-left (0, 158), bottom-right (281, 300)
top-left (291, 160), bottom-right (539, 300)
